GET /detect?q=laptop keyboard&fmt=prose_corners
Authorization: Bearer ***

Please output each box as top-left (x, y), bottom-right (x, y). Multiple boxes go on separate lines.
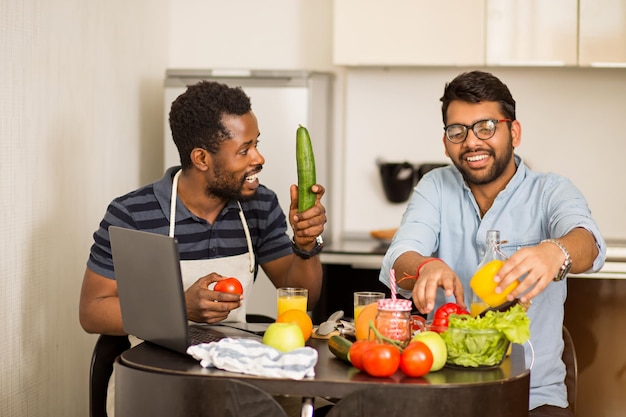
top-left (188, 326), bottom-right (225, 345)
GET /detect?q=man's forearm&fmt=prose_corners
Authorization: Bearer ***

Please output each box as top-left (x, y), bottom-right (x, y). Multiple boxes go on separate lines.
top-left (558, 227), bottom-right (599, 274)
top-left (394, 251), bottom-right (429, 291)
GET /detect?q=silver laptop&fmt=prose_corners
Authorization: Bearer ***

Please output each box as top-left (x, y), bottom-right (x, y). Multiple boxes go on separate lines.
top-left (109, 226), bottom-right (267, 354)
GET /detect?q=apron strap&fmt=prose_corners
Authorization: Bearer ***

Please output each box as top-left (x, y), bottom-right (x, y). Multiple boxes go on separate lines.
top-left (169, 169), bottom-right (182, 238)
top-left (237, 201), bottom-right (255, 274)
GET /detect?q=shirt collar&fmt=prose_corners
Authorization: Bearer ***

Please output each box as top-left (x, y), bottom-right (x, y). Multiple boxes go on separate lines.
top-left (498, 154), bottom-right (526, 197)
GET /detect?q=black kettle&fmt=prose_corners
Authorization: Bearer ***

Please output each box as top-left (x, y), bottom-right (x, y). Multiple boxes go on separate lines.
top-left (377, 159), bottom-right (419, 203)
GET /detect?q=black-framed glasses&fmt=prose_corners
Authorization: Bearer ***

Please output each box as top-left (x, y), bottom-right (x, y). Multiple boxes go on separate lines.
top-left (444, 119), bottom-right (512, 144)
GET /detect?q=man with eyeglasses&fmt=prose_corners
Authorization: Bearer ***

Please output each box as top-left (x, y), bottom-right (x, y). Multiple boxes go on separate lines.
top-left (380, 70), bottom-right (605, 416)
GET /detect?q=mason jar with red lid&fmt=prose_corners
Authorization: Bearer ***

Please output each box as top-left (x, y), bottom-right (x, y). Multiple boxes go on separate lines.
top-left (375, 299), bottom-right (412, 347)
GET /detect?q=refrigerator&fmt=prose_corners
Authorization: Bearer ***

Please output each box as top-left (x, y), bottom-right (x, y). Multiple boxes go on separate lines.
top-left (163, 69), bottom-right (334, 319)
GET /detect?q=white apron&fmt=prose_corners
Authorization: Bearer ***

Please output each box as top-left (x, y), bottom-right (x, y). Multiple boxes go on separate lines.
top-left (170, 169), bottom-right (256, 323)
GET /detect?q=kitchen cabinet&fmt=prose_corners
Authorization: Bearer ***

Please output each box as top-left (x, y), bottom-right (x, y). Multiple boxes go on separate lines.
top-left (333, 0), bottom-right (485, 66)
top-left (579, 0), bottom-right (626, 67)
top-left (486, 0), bottom-right (578, 66)
top-left (335, 0), bottom-right (626, 68)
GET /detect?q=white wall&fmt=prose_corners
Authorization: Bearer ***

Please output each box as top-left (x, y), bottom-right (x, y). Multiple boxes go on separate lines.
top-left (0, 1), bottom-right (168, 416)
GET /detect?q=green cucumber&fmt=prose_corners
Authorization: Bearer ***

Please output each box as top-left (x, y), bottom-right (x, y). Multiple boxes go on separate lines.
top-left (296, 125), bottom-right (317, 212)
top-left (328, 335), bottom-right (353, 363)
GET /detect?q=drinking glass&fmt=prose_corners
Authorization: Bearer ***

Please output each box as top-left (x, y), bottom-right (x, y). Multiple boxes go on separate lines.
top-left (277, 287), bottom-right (308, 317)
top-left (353, 291), bottom-right (385, 322)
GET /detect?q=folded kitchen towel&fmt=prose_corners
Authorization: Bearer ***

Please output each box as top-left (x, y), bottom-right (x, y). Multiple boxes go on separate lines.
top-left (187, 338), bottom-right (318, 379)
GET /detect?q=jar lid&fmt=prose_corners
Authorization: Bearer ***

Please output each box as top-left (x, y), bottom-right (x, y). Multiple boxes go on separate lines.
top-left (377, 298), bottom-right (412, 311)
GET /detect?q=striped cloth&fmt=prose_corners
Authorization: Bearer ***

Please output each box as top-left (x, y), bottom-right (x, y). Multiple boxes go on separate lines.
top-left (187, 338), bottom-right (318, 379)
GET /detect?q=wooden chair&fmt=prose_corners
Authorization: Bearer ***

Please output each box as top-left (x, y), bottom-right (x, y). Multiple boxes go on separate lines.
top-left (89, 335), bottom-right (131, 417)
top-left (562, 325), bottom-right (578, 414)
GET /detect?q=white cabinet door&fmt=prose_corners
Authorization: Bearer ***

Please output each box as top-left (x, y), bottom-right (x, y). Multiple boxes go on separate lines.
top-left (333, 0), bottom-right (485, 66)
top-left (486, 0), bottom-right (578, 66)
top-left (579, 0), bottom-right (626, 67)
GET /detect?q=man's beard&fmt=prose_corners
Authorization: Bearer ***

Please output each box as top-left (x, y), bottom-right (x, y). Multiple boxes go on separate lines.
top-left (205, 163), bottom-right (258, 202)
top-left (454, 142), bottom-right (514, 186)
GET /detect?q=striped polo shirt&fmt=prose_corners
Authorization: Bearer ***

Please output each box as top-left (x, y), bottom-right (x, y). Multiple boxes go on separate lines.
top-left (87, 166), bottom-right (293, 280)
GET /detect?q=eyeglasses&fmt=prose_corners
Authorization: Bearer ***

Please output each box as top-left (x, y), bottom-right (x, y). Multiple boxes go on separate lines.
top-left (444, 119), bottom-right (512, 144)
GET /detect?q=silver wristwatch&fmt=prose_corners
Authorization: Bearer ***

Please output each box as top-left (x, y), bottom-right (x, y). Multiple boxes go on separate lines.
top-left (542, 239), bottom-right (572, 281)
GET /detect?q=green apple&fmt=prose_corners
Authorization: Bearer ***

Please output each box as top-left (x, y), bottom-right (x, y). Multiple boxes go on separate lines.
top-left (262, 322), bottom-right (305, 352)
top-left (411, 330), bottom-right (447, 371)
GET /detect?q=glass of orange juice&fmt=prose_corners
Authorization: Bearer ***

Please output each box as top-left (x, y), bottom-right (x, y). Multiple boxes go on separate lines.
top-left (353, 291), bottom-right (385, 323)
top-left (277, 287), bottom-right (308, 317)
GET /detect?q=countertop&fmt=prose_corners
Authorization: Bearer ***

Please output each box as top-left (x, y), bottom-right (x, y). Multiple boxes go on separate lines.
top-left (320, 237), bottom-right (386, 269)
top-left (320, 236), bottom-right (626, 279)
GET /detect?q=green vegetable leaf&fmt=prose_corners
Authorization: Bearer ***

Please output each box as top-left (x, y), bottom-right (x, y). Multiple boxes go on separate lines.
top-left (441, 305), bottom-right (530, 367)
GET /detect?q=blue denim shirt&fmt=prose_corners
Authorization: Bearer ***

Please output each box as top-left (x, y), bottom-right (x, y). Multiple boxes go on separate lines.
top-left (380, 155), bottom-right (606, 410)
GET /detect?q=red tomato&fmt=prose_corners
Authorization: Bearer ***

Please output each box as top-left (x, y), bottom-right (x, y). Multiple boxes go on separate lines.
top-left (400, 341), bottom-right (434, 377)
top-left (362, 344), bottom-right (401, 378)
top-left (348, 340), bottom-right (376, 371)
top-left (214, 277), bottom-right (243, 295)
